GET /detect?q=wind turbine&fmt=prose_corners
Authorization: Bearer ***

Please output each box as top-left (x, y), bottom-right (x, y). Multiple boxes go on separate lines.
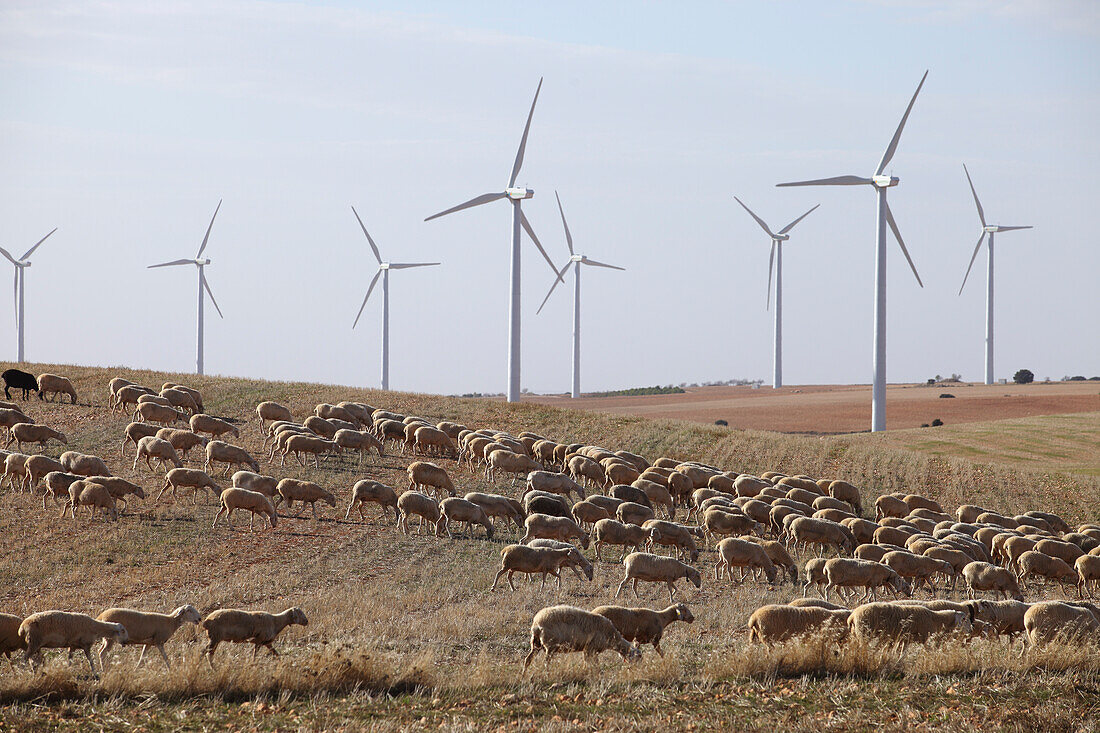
top-left (776, 71), bottom-right (928, 432)
top-left (148, 200), bottom-right (224, 375)
top-left (958, 164), bottom-right (1032, 385)
top-left (0, 227), bottom-right (57, 363)
top-left (425, 78), bottom-right (562, 402)
top-left (536, 191), bottom-right (624, 399)
top-left (733, 197), bottom-right (819, 390)
top-left (351, 206), bottom-right (440, 391)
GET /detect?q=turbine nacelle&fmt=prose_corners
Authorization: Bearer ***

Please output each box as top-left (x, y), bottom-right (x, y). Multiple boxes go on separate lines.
top-left (772, 234), bottom-right (790, 243)
top-left (506, 187), bottom-right (534, 200)
top-left (983, 225), bottom-right (999, 233)
top-left (195, 259), bottom-right (211, 266)
top-left (379, 263), bottom-right (390, 270)
top-left (872, 175), bottom-right (899, 188)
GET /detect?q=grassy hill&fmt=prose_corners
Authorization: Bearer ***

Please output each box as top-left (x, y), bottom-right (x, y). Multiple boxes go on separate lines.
top-left (0, 363), bottom-right (1097, 730)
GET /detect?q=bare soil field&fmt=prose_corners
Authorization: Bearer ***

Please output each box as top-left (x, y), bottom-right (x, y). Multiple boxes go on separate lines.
top-left (528, 381), bottom-right (1100, 434)
top-left (0, 364), bottom-right (1097, 731)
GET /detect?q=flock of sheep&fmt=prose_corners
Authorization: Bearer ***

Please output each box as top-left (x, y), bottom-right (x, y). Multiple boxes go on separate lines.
top-left (2, 369), bottom-right (1099, 677)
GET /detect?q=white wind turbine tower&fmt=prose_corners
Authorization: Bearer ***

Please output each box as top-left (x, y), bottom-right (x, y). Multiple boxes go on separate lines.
top-left (733, 197), bottom-right (819, 390)
top-left (777, 71), bottom-right (928, 433)
top-left (958, 164), bottom-right (1032, 385)
top-left (425, 78), bottom-right (562, 402)
top-left (148, 200), bottom-right (224, 376)
top-left (536, 191), bottom-right (625, 399)
top-left (0, 227), bottom-right (57, 363)
top-left (350, 206), bottom-right (440, 391)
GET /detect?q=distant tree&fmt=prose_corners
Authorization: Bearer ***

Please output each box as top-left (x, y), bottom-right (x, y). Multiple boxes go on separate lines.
top-left (714, 419), bottom-right (728, 426)
top-left (1013, 369), bottom-right (1034, 385)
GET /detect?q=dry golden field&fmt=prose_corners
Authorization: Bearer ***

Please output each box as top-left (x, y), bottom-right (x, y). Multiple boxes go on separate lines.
top-left (0, 363), bottom-right (1098, 731)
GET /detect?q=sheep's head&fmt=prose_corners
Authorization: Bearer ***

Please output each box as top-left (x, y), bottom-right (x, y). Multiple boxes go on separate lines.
top-left (110, 623), bottom-right (129, 644)
top-left (675, 603), bottom-right (695, 624)
top-left (175, 605), bottom-right (202, 624)
top-left (687, 566), bottom-right (702, 588)
top-left (132, 486), bottom-right (147, 499)
top-left (287, 607), bottom-right (309, 626)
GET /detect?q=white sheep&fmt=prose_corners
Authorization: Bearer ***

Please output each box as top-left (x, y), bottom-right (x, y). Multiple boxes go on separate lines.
top-left (346, 480), bottom-right (400, 523)
top-left (616, 552), bottom-right (702, 604)
top-left (491, 544), bottom-right (579, 591)
top-left (1023, 601), bottom-right (1100, 646)
top-left (213, 487), bottom-right (278, 531)
top-left (155, 427), bottom-right (209, 462)
top-left (121, 421), bottom-right (161, 457)
top-left (7, 423), bottom-right (67, 452)
top-left (593, 518), bottom-right (653, 562)
top-left (60, 451), bottom-right (111, 477)
top-left (281, 434), bottom-right (340, 467)
top-left (133, 436), bottom-right (184, 473)
top-left (205, 440), bottom-right (260, 475)
top-left (157, 467), bottom-right (222, 503)
top-left (256, 401), bottom-right (293, 430)
top-left (437, 497), bottom-right (494, 540)
top-left (523, 605), bottom-right (640, 669)
top-left (406, 461), bottom-right (455, 498)
top-left (276, 478), bottom-right (336, 518)
top-left (201, 607), bottom-right (308, 663)
top-left (521, 513), bottom-right (589, 549)
top-left (592, 603), bottom-right (693, 657)
top-left (135, 402), bottom-right (187, 426)
top-left (822, 558), bottom-right (911, 603)
top-left (747, 604), bottom-right (851, 645)
top-left (97, 605), bottom-right (202, 669)
top-left (37, 373), bottom-right (78, 404)
top-left (396, 491), bottom-right (441, 536)
top-left (189, 413), bottom-right (239, 440)
top-left (714, 537), bottom-right (777, 585)
top-left (847, 602), bottom-right (972, 648)
top-left (230, 470), bottom-right (279, 499)
top-left (334, 429), bottom-right (384, 466)
top-left (19, 611), bottom-right (128, 675)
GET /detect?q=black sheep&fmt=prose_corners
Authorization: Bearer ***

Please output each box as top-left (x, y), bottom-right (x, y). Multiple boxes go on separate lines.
top-left (1, 369), bottom-right (39, 400)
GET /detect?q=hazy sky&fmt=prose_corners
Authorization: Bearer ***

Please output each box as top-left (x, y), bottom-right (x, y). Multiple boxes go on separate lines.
top-left (1, 0), bottom-right (1097, 395)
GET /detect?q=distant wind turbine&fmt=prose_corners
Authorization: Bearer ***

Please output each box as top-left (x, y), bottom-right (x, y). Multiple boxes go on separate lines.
top-left (777, 71), bottom-right (928, 432)
top-left (536, 191), bottom-right (624, 399)
top-left (425, 78), bottom-right (562, 402)
top-left (733, 197), bottom-right (818, 390)
top-left (148, 200), bottom-right (224, 375)
top-left (350, 206), bottom-right (440, 391)
top-left (0, 227), bottom-right (57, 363)
top-left (958, 164), bottom-right (1032, 385)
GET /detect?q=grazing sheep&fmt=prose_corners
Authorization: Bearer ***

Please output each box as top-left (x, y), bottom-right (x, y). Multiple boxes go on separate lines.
top-left (0, 613), bottom-right (26, 660)
top-left (304, 416), bottom-right (339, 440)
top-left (644, 520), bottom-right (700, 562)
top-left (397, 491), bottom-right (442, 536)
top-left (120, 422), bottom-right (161, 458)
top-left (962, 561), bottom-right (1024, 601)
top-left (7, 423), bottom-right (66, 453)
top-left (0, 408), bottom-right (33, 437)
top-left (113, 385), bottom-right (150, 413)
top-left (97, 605), bottom-right (202, 669)
top-left (410, 425), bottom-right (457, 458)
top-left (36, 373), bottom-right (77, 404)
top-left (592, 604), bottom-right (693, 656)
top-left (66, 480), bottom-right (118, 522)
top-left (1035, 538), bottom-right (1086, 565)
top-left (616, 552), bottom-right (702, 603)
top-left (154, 428), bottom-right (208, 462)
top-left (437, 497), bottom-right (494, 540)
top-left (744, 537), bottom-right (800, 586)
top-left (617, 501), bottom-right (655, 527)
top-left (828, 480), bottom-right (863, 514)
top-left (966, 599), bottom-right (1030, 638)
top-left (19, 611), bottom-right (128, 675)
top-left (230, 470), bottom-right (278, 499)
top-left (159, 387), bottom-right (199, 415)
top-left (568, 455), bottom-right (605, 488)
top-left (526, 471), bottom-right (585, 500)
top-left (464, 492), bottom-right (524, 529)
top-left (201, 607), bottom-right (308, 663)
top-left (334, 429), bottom-right (384, 466)
top-left (522, 513), bottom-right (590, 549)
top-left (823, 558), bottom-right (910, 603)
top-left (486, 449), bottom-right (542, 484)
top-left (162, 383), bottom-right (204, 412)
top-left (213, 487), bottom-right (278, 531)
top-left (881, 551), bottom-right (953, 595)
top-left (593, 518), bottom-right (653, 562)
top-left (133, 436), bottom-right (184, 473)
top-left (492, 544), bottom-right (578, 591)
top-left (1017, 551), bottom-right (1078, 593)
top-left (256, 401), bottom-right (293, 430)
top-left (747, 604), bottom-right (851, 645)
top-left (157, 468), bottom-right (222, 503)
top-left (701, 507), bottom-right (760, 541)
top-left (1023, 601), bottom-right (1100, 646)
top-left (282, 434), bottom-right (340, 467)
top-left (803, 558), bottom-right (828, 598)
top-left (875, 495), bottom-right (909, 520)
top-left (714, 537), bottom-right (777, 585)
top-left (789, 598), bottom-right (848, 610)
top-left (139, 394), bottom-right (174, 409)
top-left (1076, 555), bottom-right (1100, 597)
top-left (847, 602), bottom-right (972, 648)
top-left (571, 499), bottom-right (612, 530)
top-left (275, 478), bottom-right (336, 519)
top-left (526, 539), bottom-right (594, 584)
top-left (2, 452), bottom-right (29, 491)
top-left (315, 403), bottom-right (358, 425)
top-left (136, 402), bottom-right (187, 426)
top-left (24, 454), bottom-right (63, 492)
top-left (407, 461), bottom-right (455, 498)
top-left (41, 471), bottom-right (83, 510)
top-left (523, 605), bottom-right (639, 669)
top-left (189, 414), bottom-right (239, 440)
top-left (789, 516), bottom-right (855, 556)
top-left (205, 441), bottom-right (259, 475)
top-left (346, 480), bottom-right (400, 523)
top-left (524, 490), bottom-right (571, 517)
top-left (108, 376), bottom-right (135, 397)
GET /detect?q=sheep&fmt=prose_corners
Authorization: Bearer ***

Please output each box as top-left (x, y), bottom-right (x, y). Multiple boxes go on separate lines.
top-left (156, 467), bottom-right (222, 504)
top-left (304, 416), bottom-right (339, 440)
top-left (847, 602), bottom-right (972, 648)
top-left (213, 487), bottom-right (278, 531)
top-left (486, 449), bottom-right (541, 484)
top-left (526, 471), bottom-right (585, 500)
top-left (267, 425), bottom-right (310, 457)
top-left (136, 402), bottom-right (187, 426)
top-left (464, 492), bottom-right (524, 529)
top-left (154, 427), bottom-right (208, 463)
top-left (803, 558), bottom-right (828, 598)
top-left (120, 422), bottom-right (161, 458)
top-left (36, 373), bottom-right (77, 404)
top-left (108, 376), bottom-right (135, 397)
top-left (966, 599), bottom-right (1030, 638)
top-left (315, 403), bottom-right (358, 425)
top-left (397, 491), bottom-right (442, 536)
top-left (282, 434), bottom-right (340, 467)
top-left (527, 539), bottom-right (595, 584)
top-left (881, 551), bottom-right (953, 595)
top-left (133, 436), bottom-right (183, 473)
top-left (1003, 535), bottom-right (1039, 571)
top-left (524, 490), bottom-right (571, 517)
top-left (409, 425), bottom-right (456, 458)
top-left (523, 605), bottom-right (639, 669)
top-left (334, 429), bottom-right (384, 466)
top-left (1035, 538), bottom-right (1085, 565)
top-left (275, 478), bottom-right (336, 519)
top-left (111, 385), bottom-right (146, 412)
top-left (97, 605), bottom-right (202, 669)
top-left (7, 423), bottom-right (66, 453)
top-left (1023, 601), bottom-right (1100, 646)
top-left (162, 383), bottom-right (204, 412)
top-left (823, 558), bottom-right (911, 603)
top-left (491, 544), bottom-right (579, 591)
top-left (701, 507), bottom-right (759, 541)
top-left (593, 518), bottom-right (653, 563)
top-left (632, 479), bottom-right (675, 519)
top-left (789, 516), bottom-right (854, 556)
top-left (617, 501), bottom-right (655, 527)
top-left (188, 413), bottom-right (239, 440)
top-left (19, 611), bottom-right (128, 675)
top-left (256, 401), bottom-right (293, 430)
top-left (205, 441), bottom-right (259, 475)
top-left (875, 495), bottom-right (909, 520)
top-left (789, 598), bottom-right (848, 610)
top-left (828, 480), bottom-right (863, 514)
top-left (346, 480), bottom-right (400, 523)
top-left (714, 537), bottom-right (777, 585)
top-left (1017, 551), bottom-right (1078, 593)
top-left (614, 450), bottom-right (650, 472)
top-left (0, 612), bottom-right (26, 660)
top-left (160, 387), bottom-right (200, 415)
top-left (592, 603), bottom-right (693, 656)
top-left (1, 452), bottom-right (29, 491)
top-left (22, 454), bottom-right (63, 492)
top-left (747, 604), bottom-right (851, 645)
top-left (741, 537), bottom-right (799, 586)
top-left (571, 499), bottom-right (612, 530)
top-left (407, 461), bottom-right (455, 498)
top-left (616, 552), bottom-right (702, 604)
top-left (66, 480), bottom-right (119, 522)
top-left (567, 454), bottom-right (605, 488)
top-left (40, 471), bottom-right (82, 510)
top-left (436, 497), bottom-right (494, 540)
top-left (1076, 555), bottom-right (1100, 597)
top-left (138, 394), bottom-right (174, 409)
top-left (644, 520), bottom-right (700, 562)
top-left (201, 607), bottom-right (308, 663)
top-left (230, 470), bottom-right (278, 499)
top-left (962, 561), bottom-right (1024, 601)
top-left (521, 513), bottom-right (589, 549)
top-left (605, 462), bottom-right (641, 487)
top-left (0, 408), bottom-right (33, 438)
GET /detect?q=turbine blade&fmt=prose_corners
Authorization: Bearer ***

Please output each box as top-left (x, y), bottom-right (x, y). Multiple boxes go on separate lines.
top-left (580, 257), bottom-right (625, 271)
top-left (201, 270), bottom-right (223, 318)
top-left (509, 77), bottom-right (543, 188)
top-left (961, 164), bottom-right (988, 228)
top-left (958, 231), bottom-right (986, 295)
top-left (519, 208), bottom-right (563, 282)
top-left (876, 70), bottom-right (928, 176)
top-left (766, 241), bottom-right (775, 310)
top-left (555, 191), bottom-right (574, 255)
top-left (536, 263), bottom-right (569, 315)
top-left (352, 270), bottom-right (382, 329)
top-left (733, 196), bottom-right (776, 238)
top-left (994, 225), bottom-right (1033, 232)
top-left (885, 201), bottom-right (923, 287)
top-left (424, 192), bottom-right (507, 222)
top-left (387, 262), bottom-right (440, 270)
top-left (20, 227), bottom-right (57, 260)
top-left (351, 206), bottom-right (383, 264)
top-left (196, 199), bottom-right (222, 258)
top-left (777, 204), bottom-right (820, 235)
top-left (148, 259), bottom-right (194, 268)
top-left (12, 269), bottom-right (17, 326)
top-left (0, 246), bottom-right (18, 266)
top-left (776, 175), bottom-right (872, 188)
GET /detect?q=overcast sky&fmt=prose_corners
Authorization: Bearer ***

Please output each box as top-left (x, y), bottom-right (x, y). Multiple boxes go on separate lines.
top-left (1, 0), bottom-right (1097, 394)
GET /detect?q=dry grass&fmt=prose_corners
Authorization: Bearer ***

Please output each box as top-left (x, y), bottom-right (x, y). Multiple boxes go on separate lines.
top-left (0, 362), bottom-right (1098, 730)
